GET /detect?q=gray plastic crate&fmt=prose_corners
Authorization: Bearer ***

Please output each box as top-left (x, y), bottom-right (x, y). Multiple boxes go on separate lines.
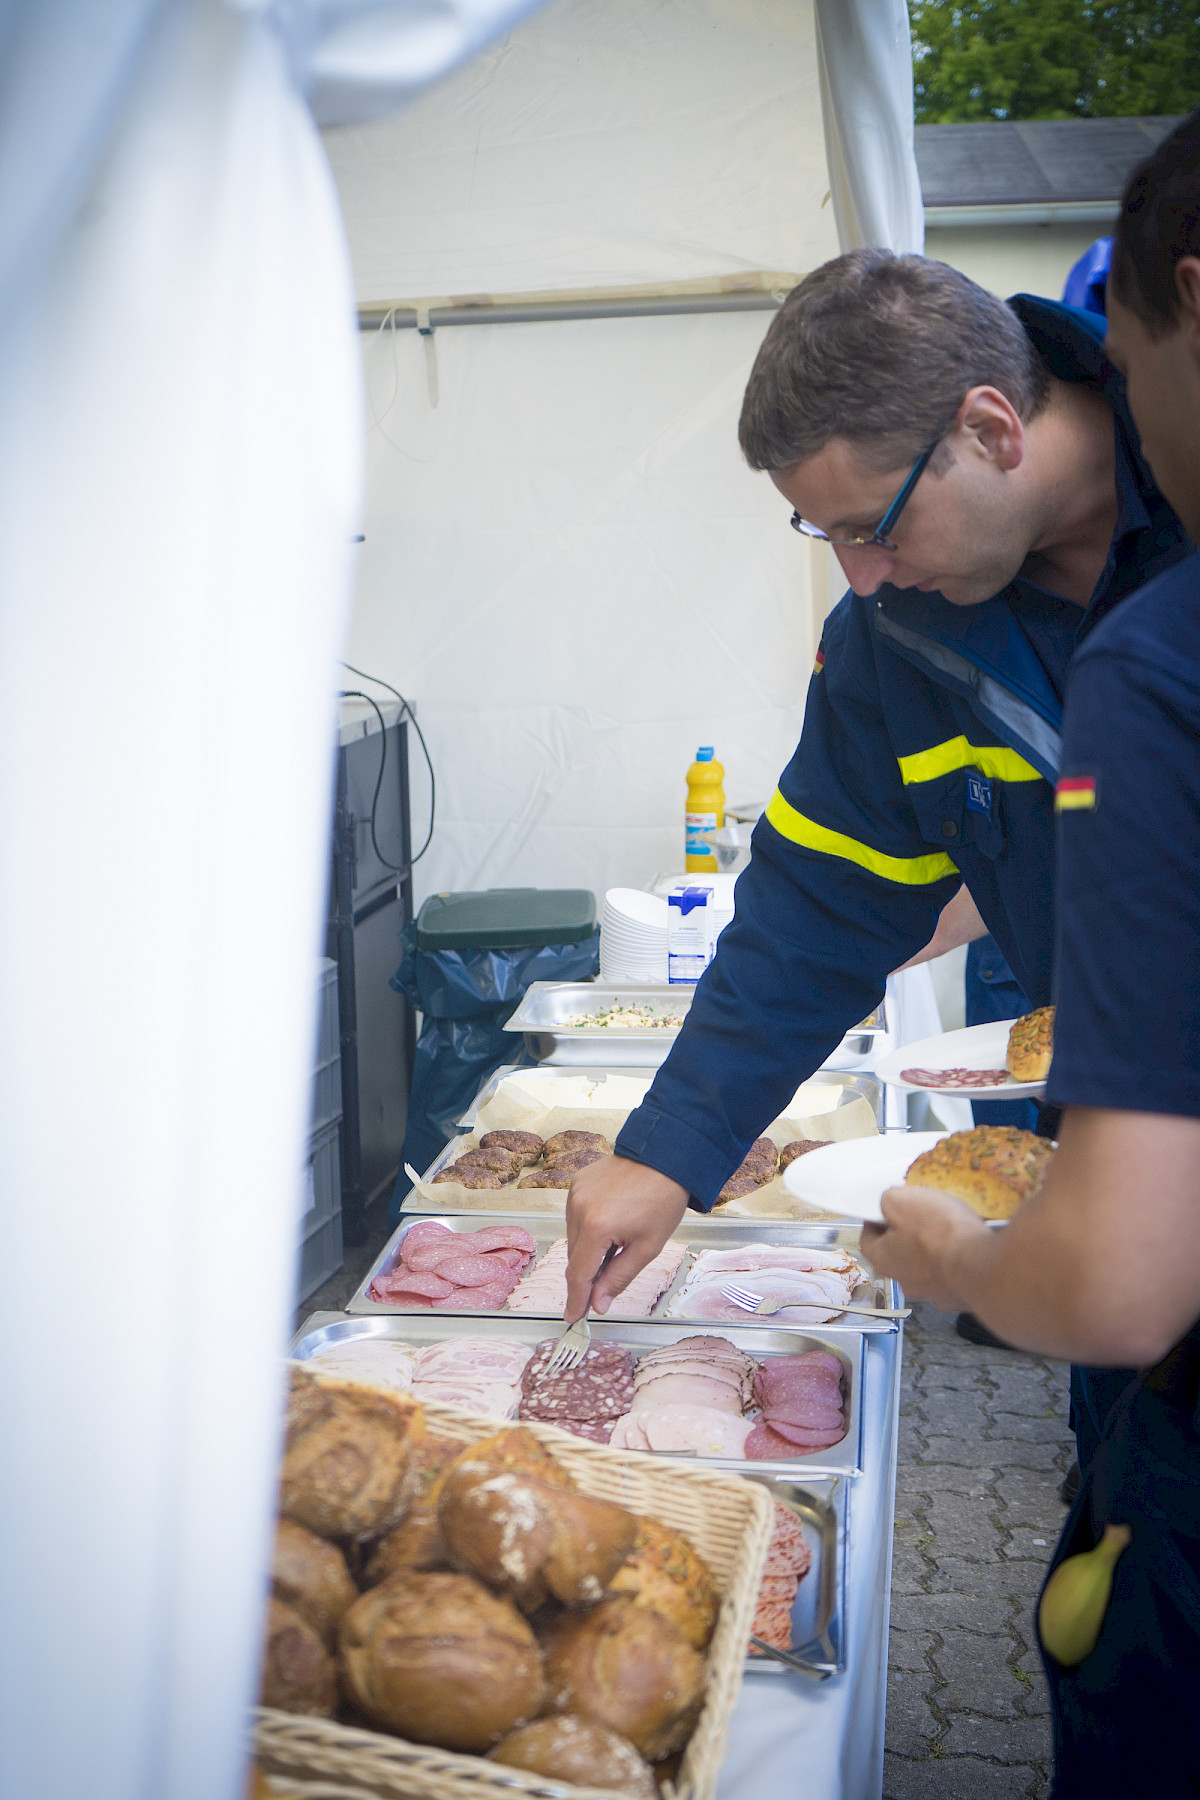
top-left (297, 1210), bottom-right (343, 1304)
top-left (311, 961), bottom-right (343, 1134)
top-left (301, 1117), bottom-right (342, 1237)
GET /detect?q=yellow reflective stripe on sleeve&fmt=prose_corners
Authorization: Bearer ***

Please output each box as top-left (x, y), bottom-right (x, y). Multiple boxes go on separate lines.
top-left (765, 790), bottom-right (958, 886)
top-left (897, 736), bottom-right (1043, 786)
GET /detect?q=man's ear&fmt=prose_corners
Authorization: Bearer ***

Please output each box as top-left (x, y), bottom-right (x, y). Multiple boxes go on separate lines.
top-left (956, 385), bottom-right (1024, 473)
top-left (1175, 257), bottom-right (1200, 346)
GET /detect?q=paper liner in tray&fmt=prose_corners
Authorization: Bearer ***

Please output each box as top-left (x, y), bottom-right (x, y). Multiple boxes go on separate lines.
top-left (412, 1074), bottom-right (879, 1219)
top-left (255, 1392), bottom-right (774, 1800)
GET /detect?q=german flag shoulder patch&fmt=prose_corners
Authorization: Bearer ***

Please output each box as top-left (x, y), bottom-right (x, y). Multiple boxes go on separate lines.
top-left (1055, 774), bottom-right (1097, 813)
top-left (813, 642), bottom-right (825, 674)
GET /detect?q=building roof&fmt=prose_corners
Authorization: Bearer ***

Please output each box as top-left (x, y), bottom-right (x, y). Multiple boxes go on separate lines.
top-left (916, 117), bottom-right (1182, 210)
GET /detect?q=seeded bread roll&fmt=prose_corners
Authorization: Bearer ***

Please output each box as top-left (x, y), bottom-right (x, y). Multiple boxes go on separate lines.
top-left (905, 1126), bottom-right (1054, 1220)
top-left (339, 1570), bottom-right (545, 1750)
top-left (271, 1519), bottom-right (357, 1648)
top-left (260, 1598), bottom-right (337, 1717)
top-left (487, 1717), bottom-right (658, 1800)
top-left (1006, 1006), bottom-right (1055, 1081)
top-left (280, 1370), bottom-right (423, 1541)
top-left (608, 1515), bottom-right (720, 1650)
top-left (539, 1597), bottom-right (706, 1760)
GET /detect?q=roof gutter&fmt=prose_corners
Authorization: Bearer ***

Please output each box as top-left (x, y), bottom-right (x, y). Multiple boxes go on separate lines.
top-left (925, 200), bottom-right (1119, 229)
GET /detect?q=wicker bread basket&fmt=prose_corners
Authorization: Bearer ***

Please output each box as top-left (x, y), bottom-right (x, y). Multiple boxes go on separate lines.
top-left (255, 1392), bottom-right (774, 1800)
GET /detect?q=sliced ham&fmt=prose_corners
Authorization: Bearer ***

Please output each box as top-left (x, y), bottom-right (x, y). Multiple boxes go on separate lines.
top-left (638, 1405), bottom-right (754, 1458)
top-left (630, 1373), bottom-right (743, 1415)
top-left (685, 1244), bottom-right (861, 1276)
top-left (414, 1379), bottom-right (523, 1418)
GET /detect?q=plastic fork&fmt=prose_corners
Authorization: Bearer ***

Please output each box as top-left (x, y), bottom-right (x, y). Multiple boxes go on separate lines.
top-left (719, 1282), bottom-right (911, 1320)
top-left (544, 1245), bottom-right (620, 1374)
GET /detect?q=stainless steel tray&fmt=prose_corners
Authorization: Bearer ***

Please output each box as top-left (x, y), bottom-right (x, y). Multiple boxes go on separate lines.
top-left (742, 1473), bottom-right (847, 1678)
top-left (503, 982), bottom-right (887, 1069)
top-left (349, 1211), bottom-right (900, 1335)
top-left (289, 1310), bottom-right (866, 1479)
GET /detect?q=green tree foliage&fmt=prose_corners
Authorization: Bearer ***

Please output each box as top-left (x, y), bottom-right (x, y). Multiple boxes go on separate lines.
top-left (910, 0), bottom-right (1200, 121)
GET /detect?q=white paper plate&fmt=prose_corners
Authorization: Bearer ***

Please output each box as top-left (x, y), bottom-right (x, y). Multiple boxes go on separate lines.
top-left (782, 1132), bottom-right (949, 1224)
top-left (874, 1020), bottom-right (1047, 1099)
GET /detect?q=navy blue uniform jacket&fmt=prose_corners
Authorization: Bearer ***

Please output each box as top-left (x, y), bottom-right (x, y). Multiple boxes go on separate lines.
top-left (616, 298), bottom-right (1190, 1208)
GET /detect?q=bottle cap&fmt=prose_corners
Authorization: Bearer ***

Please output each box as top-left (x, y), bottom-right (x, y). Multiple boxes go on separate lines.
top-left (696, 747), bottom-right (714, 761)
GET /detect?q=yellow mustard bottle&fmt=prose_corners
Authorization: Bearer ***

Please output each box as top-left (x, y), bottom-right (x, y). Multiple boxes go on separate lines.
top-left (685, 747), bottom-right (725, 872)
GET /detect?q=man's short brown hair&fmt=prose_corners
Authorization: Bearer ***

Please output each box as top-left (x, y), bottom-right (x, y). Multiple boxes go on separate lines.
top-left (1111, 108), bottom-right (1200, 338)
top-left (738, 250), bottom-right (1049, 475)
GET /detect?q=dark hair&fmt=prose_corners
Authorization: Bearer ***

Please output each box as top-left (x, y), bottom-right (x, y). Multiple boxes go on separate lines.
top-left (738, 249), bottom-right (1049, 474)
top-left (1111, 109), bottom-right (1200, 337)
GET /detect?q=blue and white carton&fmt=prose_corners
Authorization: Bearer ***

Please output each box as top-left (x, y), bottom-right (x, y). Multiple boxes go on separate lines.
top-left (667, 884), bottom-right (715, 983)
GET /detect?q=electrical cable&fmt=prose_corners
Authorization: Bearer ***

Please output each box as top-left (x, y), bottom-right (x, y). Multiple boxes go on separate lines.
top-left (338, 661), bottom-right (436, 868)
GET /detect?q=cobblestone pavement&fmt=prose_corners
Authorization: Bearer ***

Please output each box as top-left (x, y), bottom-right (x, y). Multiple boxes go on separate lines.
top-left (884, 1303), bottom-right (1077, 1799)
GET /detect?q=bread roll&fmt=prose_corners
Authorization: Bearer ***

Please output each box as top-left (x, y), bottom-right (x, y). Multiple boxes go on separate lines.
top-left (487, 1717), bottom-right (658, 1799)
top-left (280, 1369), bottom-right (423, 1541)
top-left (363, 1436), bottom-right (460, 1585)
top-left (539, 1596), bottom-right (706, 1760)
top-left (905, 1125), bottom-right (1054, 1220)
top-left (439, 1461), bottom-right (636, 1610)
top-left (609, 1515), bottom-right (720, 1650)
top-left (1006, 1006), bottom-right (1054, 1080)
top-left (271, 1518), bottom-right (357, 1648)
top-left (338, 1571), bottom-right (544, 1751)
top-left (259, 1598), bottom-right (337, 1717)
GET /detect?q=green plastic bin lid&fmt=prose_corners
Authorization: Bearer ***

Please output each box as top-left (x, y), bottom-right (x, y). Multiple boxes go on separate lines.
top-left (415, 887), bottom-right (597, 951)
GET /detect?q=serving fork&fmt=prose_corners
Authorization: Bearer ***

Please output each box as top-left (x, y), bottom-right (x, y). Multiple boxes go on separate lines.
top-left (545, 1244), bottom-right (620, 1373)
top-left (720, 1282), bottom-right (911, 1320)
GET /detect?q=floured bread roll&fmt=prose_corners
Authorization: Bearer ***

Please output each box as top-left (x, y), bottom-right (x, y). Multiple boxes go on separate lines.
top-left (280, 1368), bottom-right (423, 1541)
top-left (338, 1570), bottom-right (544, 1751)
top-left (1006, 1006), bottom-right (1054, 1081)
top-left (906, 1126), bottom-right (1054, 1220)
top-left (259, 1598), bottom-right (337, 1717)
top-left (487, 1717), bottom-right (658, 1799)
top-left (271, 1519), bottom-right (356, 1648)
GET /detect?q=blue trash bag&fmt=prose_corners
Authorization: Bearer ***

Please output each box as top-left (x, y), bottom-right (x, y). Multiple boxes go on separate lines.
top-left (388, 924), bottom-right (600, 1222)
top-left (1062, 236), bottom-right (1112, 317)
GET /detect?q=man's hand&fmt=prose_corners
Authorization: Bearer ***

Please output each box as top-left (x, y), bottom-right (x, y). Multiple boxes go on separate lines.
top-left (860, 1183), bottom-right (990, 1312)
top-left (563, 1155), bottom-right (689, 1322)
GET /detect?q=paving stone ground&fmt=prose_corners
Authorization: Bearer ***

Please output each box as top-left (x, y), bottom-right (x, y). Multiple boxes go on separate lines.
top-left (884, 1303), bottom-right (1076, 1799)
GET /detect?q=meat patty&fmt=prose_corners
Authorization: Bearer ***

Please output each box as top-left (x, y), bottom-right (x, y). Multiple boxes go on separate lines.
top-left (542, 1130), bottom-right (609, 1157)
top-left (541, 1146), bottom-right (606, 1174)
top-left (479, 1129), bottom-right (545, 1165)
top-left (517, 1170), bottom-right (570, 1188)
top-left (717, 1173), bottom-right (763, 1203)
top-left (431, 1166), bottom-right (502, 1189)
top-left (452, 1146), bottom-right (523, 1176)
top-left (749, 1138), bottom-right (779, 1165)
top-left (778, 1139), bottom-right (826, 1169)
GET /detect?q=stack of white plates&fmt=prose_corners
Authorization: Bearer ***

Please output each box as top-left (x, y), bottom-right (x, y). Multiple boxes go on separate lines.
top-left (599, 888), bottom-right (670, 982)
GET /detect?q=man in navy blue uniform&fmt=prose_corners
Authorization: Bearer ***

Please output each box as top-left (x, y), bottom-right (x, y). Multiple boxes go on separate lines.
top-left (861, 112), bottom-right (1200, 1794)
top-left (563, 247), bottom-right (1190, 1320)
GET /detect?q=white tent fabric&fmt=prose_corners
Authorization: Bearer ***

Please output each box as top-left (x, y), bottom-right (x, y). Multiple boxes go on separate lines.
top-left (332, 0), bottom-right (924, 910)
top-left (814, 0), bottom-right (924, 256)
top-left (0, 4), bottom-right (923, 1799)
top-left (0, 6), bottom-right (540, 1800)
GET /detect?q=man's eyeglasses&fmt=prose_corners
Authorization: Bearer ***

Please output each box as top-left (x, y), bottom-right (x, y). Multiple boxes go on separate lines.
top-left (790, 439), bottom-right (940, 551)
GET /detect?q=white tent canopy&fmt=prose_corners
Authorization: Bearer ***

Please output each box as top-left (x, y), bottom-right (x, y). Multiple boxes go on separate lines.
top-left (327, 0), bottom-right (921, 904)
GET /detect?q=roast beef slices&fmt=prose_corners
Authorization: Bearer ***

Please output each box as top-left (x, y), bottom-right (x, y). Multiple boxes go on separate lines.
top-left (519, 1341), bottom-right (635, 1443)
top-left (368, 1222), bottom-right (536, 1308)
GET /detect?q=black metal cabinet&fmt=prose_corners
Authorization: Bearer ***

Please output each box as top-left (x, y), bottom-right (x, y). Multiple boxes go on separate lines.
top-left (325, 703), bottom-right (416, 1243)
